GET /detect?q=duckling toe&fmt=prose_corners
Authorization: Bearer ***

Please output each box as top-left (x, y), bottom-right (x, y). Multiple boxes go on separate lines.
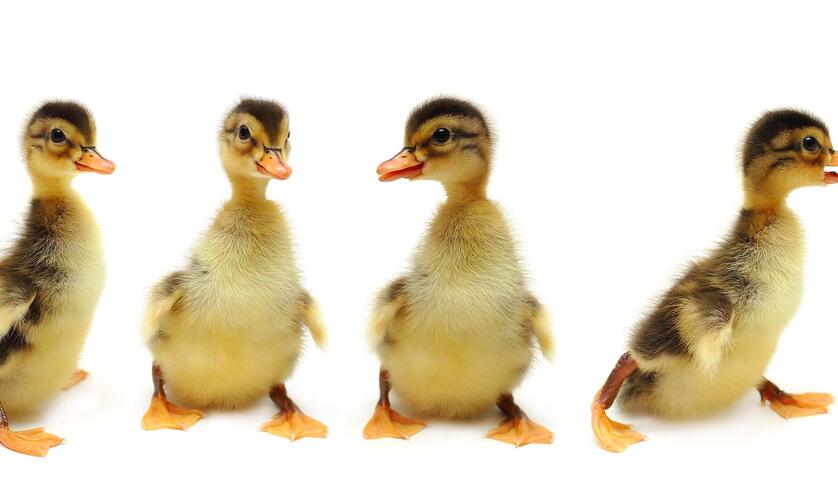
top-left (261, 409), bottom-right (328, 441)
top-left (591, 402), bottom-right (646, 453)
top-left (141, 395), bottom-right (204, 431)
top-left (0, 427), bottom-right (64, 457)
top-left (363, 405), bottom-right (426, 440)
top-left (487, 417), bottom-right (554, 448)
top-left (765, 392), bottom-right (834, 419)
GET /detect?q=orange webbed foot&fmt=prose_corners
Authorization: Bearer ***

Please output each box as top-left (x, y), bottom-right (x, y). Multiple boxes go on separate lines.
top-left (761, 390), bottom-right (834, 419)
top-left (363, 404), bottom-right (426, 440)
top-left (0, 427), bottom-right (64, 457)
top-left (141, 395), bottom-right (204, 431)
top-left (61, 369), bottom-right (90, 391)
top-left (261, 409), bottom-right (328, 441)
top-left (591, 398), bottom-right (646, 453)
top-left (487, 416), bottom-right (554, 448)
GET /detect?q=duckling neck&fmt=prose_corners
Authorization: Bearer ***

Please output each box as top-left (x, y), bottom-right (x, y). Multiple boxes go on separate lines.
top-left (734, 195), bottom-right (800, 253)
top-left (443, 179), bottom-right (488, 205)
top-left (30, 173), bottom-right (74, 199)
top-left (228, 175), bottom-right (269, 202)
top-left (742, 187), bottom-right (788, 213)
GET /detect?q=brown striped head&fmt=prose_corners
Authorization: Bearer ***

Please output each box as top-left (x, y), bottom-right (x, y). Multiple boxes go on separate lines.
top-left (220, 98), bottom-right (291, 181)
top-left (742, 109), bottom-right (837, 201)
top-left (24, 101), bottom-right (115, 180)
top-left (377, 97), bottom-right (492, 189)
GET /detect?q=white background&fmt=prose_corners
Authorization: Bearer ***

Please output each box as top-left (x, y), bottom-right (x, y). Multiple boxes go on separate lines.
top-left (1, 0), bottom-right (836, 492)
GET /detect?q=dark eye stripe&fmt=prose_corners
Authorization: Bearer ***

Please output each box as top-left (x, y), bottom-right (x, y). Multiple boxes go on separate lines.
top-left (769, 157), bottom-right (795, 168)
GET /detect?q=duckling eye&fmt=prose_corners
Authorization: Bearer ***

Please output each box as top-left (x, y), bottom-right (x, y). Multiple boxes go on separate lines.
top-left (431, 128), bottom-right (451, 144)
top-left (238, 125), bottom-right (251, 141)
top-left (50, 128), bottom-right (66, 144)
top-left (802, 136), bottom-right (821, 152)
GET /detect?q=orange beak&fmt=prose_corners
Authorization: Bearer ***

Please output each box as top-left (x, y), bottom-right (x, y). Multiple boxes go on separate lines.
top-left (256, 149), bottom-right (292, 180)
top-left (75, 147), bottom-right (115, 175)
top-left (826, 149), bottom-right (838, 184)
top-left (377, 147), bottom-right (424, 182)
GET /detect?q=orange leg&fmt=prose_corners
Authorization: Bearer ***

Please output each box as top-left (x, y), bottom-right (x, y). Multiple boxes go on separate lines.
top-left (260, 384), bottom-right (328, 441)
top-left (486, 394), bottom-right (554, 447)
top-left (61, 369), bottom-right (90, 391)
top-left (363, 369), bottom-right (426, 440)
top-left (141, 363), bottom-right (204, 431)
top-left (0, 399), bottom-right (63, 457)
top-left (758, 378), bottom-right (834, 419)
top-left (591, 352), bottom-right (646, 453)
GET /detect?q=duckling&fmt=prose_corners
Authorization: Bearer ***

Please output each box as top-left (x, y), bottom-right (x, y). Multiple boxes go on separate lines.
top-left (592, 109), bottom-right (837, 452)
top-left (0, 101), bottom-right (115, 457)
top-left (364, 97), bottom-right (554, 447)
top-left (141, 98), bottom-right (327, 441)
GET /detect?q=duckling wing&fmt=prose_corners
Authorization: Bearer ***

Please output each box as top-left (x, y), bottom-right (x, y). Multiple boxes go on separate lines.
top-left (525, 294), bottom-right (554, 361)
top-left (631, 286), bottom-right (733, 376)
top-left (300, 291), bottom-right (327, 349)
top-left (0, 267), bottom-right (35, 340)
top-left (142, 271), bottom-right (186, 346)
top-left (368, 277), bottom-right (407, 348)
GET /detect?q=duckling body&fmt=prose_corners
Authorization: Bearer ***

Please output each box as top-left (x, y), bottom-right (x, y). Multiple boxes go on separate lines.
top-left (620, 206), bottom-right (804, 418)
top-left (379, 200), bottom-right (534, 418)
top-left (592, 109), bottom-right (836, 452)
top-left (365, 97), bottom-right (553, 446)
top-left (0, 101), bottom-right (115, 456)
top-left (142, 98), bottom-right (327, 441)
top-left (147, 196), bottom-right (305, 409)
top-left (0, 194), bottom-right (105, 415)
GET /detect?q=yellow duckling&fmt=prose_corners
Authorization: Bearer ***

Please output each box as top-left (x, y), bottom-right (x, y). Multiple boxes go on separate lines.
top-left (140, 98), bottom-right (327, 441)
top-left (0, 101), bottom-right (115, 456)
top-left (592, 109), bottom-right (837, 452)
top-left (364, 97), bottom-right (554, 447)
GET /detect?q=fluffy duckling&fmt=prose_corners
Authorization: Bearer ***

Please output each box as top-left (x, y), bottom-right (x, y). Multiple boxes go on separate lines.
top-left (0, 102), bottom-right (115, 456)
top-left (141, 98), bottom-right (327, 441)
top-left (364, 97), bottom-right (554, 447)
top-left (592, 109), bottom-right (837, 452)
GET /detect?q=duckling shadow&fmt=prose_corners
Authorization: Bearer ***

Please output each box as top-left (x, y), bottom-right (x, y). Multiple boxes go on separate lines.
top-left (398, 400), bottom-right (504, 430)
top-left (612, 394), bottom-right (777, 446)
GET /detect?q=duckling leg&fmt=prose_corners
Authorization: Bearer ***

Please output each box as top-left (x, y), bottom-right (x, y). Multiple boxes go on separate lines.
top-left (141, 363), bottom-right (204, 431)
top-left (363, 368), bottom-right (426, 440)
top-left (486, 394), bottom-right (554, 447)
top-left (591, 352), bottom-right (647, 453)
top-left (758, 378), bottom-right (834, 419)
top-left (61, 369), bottom-right (90, 391)
top-left (260, 384), bottom-right (328, 441)
top-left (0, 399), bottom-right (63, 457)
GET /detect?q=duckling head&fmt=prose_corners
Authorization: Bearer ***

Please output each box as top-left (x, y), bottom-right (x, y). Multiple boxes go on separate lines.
top-left (23, 101), bottom-right (115, 186)
top-left (220, 98), bottom-right (291, 182)
top-left (377, 97), bottom-right (492, 196)
top-left (742, 109), bottom-right (837, 206)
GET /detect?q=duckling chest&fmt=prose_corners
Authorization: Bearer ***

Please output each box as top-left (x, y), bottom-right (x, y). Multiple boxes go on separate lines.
top-left (188, 225), bottom-right (301, 321)
top-left (730, 215), bottom-right (805, 342)
top-left (706, 214), bottom-right (806, 391)
top-left (403, 222), bottom-right (527, 333)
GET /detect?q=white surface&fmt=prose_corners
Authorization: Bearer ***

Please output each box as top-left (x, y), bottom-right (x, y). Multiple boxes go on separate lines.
top-left (1, 0), bottom-right (836, 492)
